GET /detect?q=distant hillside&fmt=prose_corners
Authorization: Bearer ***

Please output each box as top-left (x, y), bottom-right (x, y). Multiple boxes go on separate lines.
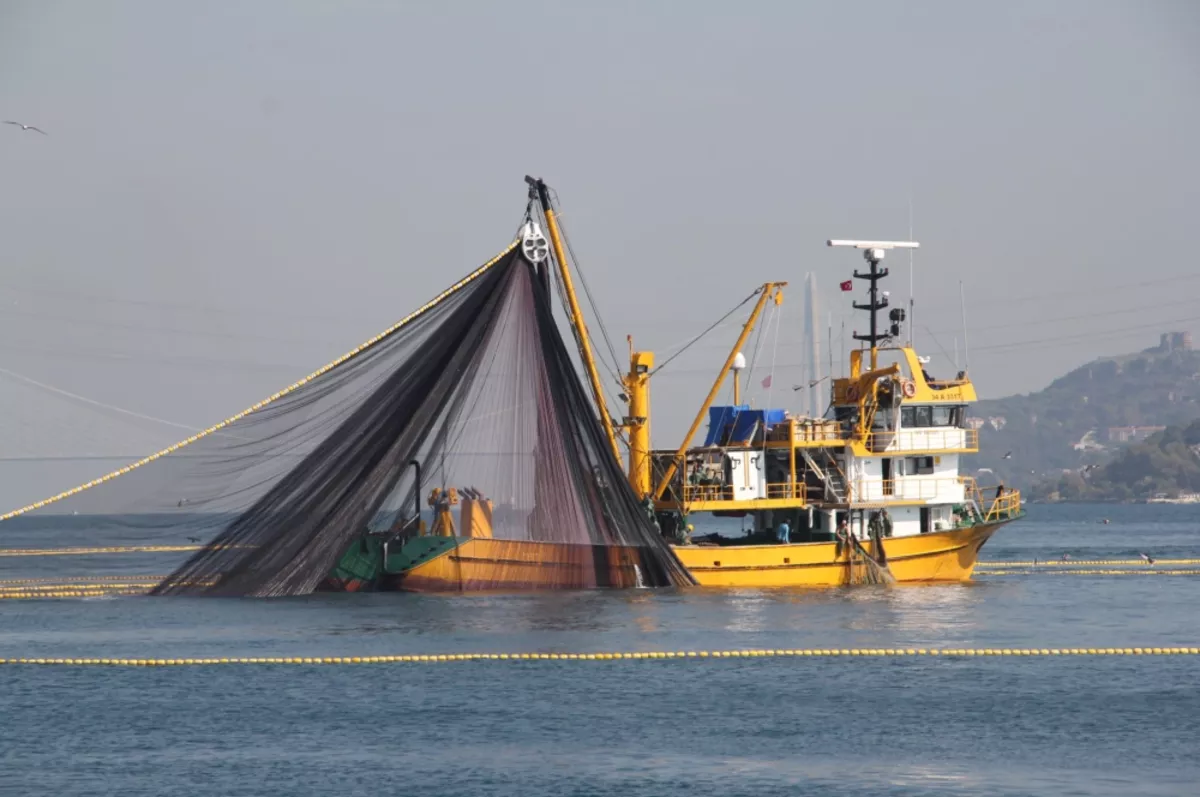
top-left (964, 341), bottom-right (1200, 491)
top-left (1030, 419), bottom-right (1200, 502)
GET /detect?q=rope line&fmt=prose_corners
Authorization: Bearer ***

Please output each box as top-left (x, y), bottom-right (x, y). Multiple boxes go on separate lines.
top-left (649, 291), bottom-right (759, 376)
top-left (2, 647), bottom-right (1197, 666)
top-left (0, 574), bottom-right (168, 585)
top-left (8, 573), bottom-right (1194, 598)
top-left (977, 559), bottom-right (1200, 567)
top-left (0, 588), bottom-right (157, 598)
top-left (0, 242), bottom-right (519, 524)
top-left (0, 590), bottom-right (146, 600)
top-left (978, 569), bottom-right (1200, 576)
top-left (0, 366), bottom-right (203, 433)
top-left (0, 545), bottom-right (250, 557)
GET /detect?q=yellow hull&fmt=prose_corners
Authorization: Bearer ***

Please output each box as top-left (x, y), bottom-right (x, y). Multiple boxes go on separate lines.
top-left (396, 537), bottom-right (647, 592)
top-left (673, 522), bottom-right (1007, 587)
top-left (394, 521), bottom-right (1008, 591)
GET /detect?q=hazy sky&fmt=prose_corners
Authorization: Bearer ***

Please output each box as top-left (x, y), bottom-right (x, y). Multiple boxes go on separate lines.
top-left (1, 0), bottom-right (1198, 505)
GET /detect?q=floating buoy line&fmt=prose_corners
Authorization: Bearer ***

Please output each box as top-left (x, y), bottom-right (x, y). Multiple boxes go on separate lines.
top-left (977, 559), bottom-right (1200, 567)
top-left (1, 648), bottom-right (1197, 667)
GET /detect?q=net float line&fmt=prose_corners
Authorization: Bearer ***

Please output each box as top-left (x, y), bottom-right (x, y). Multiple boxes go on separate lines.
top-left (978, 559), bottom-right (1200, 567)
top-left (978, 569), bottom-right (1200, 576)
top-left (0, 582), bottom-right (158, 593)
top-left (0, 574), bottom-right (169, 585)
top-left (1, 647), bottom-right (1197, 666)
top-left (0, 545), bottom-right (216, 557)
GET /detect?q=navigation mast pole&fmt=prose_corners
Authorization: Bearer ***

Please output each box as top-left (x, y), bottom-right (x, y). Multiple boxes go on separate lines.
top-left (828, 240), bottom-right (919, 370)
top-left (526, 176), bottom-right (622, 464)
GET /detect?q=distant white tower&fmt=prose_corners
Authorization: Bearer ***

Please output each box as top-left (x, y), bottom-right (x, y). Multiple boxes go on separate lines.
top-left (803, 272), bottom-right (822, 417)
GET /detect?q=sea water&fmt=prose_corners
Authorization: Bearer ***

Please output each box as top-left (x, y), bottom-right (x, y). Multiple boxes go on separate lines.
top-left (1, 503), bottom-right (1197, 796)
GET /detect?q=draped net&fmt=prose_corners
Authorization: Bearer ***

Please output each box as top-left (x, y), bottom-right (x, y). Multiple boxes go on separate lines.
top-left (0, 244), bottom-right (694, 595)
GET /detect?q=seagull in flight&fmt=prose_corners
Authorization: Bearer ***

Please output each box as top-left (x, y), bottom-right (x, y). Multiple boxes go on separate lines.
top-left (3, 121), bottom-right (47, 135)
top-left (1139, 552), bottom-right (1156, 565)
top-left (1002, 451), bottom-right (1013, 459)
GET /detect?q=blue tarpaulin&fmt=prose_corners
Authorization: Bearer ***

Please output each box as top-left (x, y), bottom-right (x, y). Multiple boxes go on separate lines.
top-left (703, 405), bottom-right (788, 446)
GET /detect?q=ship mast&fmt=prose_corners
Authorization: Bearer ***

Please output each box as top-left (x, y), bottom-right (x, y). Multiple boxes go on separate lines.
top-left (526, 176), bottom-right (622, 464)
top-left (828, 240), bottom-right (919, 369)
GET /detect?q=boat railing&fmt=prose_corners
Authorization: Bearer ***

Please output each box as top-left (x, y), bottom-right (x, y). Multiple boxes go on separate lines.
top-left (789, 419), bottom-right (845, 444)
top-left (984, 488), bottom-right (1022, 520)
top-left (848, 476), bottom-right (966, 503)
top-left (865, 428), bottom-right (979, 454)
top-left (682, 482), bottom-right (806, 503)
top-left (960, 476), bottom-right (1023, 521)
top-left (683, 484), bottom-right (731, 502)
top-left (765, 482), bottom-right (806, 500)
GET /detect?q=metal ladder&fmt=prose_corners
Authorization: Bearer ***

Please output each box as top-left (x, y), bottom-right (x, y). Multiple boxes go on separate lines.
top-left (801, 448), bottom-right (847, 503)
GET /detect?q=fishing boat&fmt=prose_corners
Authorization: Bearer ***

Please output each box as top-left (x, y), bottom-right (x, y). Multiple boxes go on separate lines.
top-left (326, 183), bottom-right (1023, 592)
top-left (638, 238), bottom-right (1024, 586)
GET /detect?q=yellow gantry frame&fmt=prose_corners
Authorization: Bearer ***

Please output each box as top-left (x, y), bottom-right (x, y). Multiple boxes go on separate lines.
top-left (534, 181), bottom-right (623, 465)
top-left (651, 282), bottom-right (786, 501)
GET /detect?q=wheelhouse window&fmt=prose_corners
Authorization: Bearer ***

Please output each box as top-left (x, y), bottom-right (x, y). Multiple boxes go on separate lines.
top-left (908, 456), bottom-right (935, 475)
top-left (902, 405), bottom-right (966, 428)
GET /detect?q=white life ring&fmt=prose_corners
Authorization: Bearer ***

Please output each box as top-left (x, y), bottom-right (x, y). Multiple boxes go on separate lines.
top-left (902, 380), bottom-right (917, 398)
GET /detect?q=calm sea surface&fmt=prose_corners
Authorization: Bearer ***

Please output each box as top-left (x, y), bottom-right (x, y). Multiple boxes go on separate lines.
top-left (1, 503), bottom-right (1198, 796)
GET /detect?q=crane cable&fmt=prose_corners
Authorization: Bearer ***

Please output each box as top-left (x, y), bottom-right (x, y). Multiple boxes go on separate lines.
top-left (649, 291), bottom-right (760, 377)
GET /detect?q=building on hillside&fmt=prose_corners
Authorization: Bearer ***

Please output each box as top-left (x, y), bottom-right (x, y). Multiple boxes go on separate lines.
top-left (1158, 331), bottom-right (1193, 353)
top-left (1107, 425), bottom-right (1166, 443)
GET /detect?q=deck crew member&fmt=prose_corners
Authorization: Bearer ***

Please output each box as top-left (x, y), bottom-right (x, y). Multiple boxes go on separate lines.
top-left (776, 519), bottom-right (791, 544)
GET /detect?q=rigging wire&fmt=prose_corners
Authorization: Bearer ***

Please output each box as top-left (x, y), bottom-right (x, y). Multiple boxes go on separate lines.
top-left (648, 291), bottom-right (759, 376)
top-left (768, 297), bottom-right (781, 405)
top-left (969, 313), bottom-right (1200, 354)
top-left (919, 325), bottom-right (962, 371)
top-left (759, 298), bottom-right (782, 465)
top-left (982, 271), bottom-right (1200, 306)
top-left (547, 190), bottom-right (624, 386)
top-left (922, 295), bottom-right (1200, 338)
top-left (0, 306), bottom-right (332, 348)
top-left (536, 205), bottom-right (631, 452)
top-left (0, 366), bottom-right (202, 433)
top-left (744, 298), bottom-right (771, 397)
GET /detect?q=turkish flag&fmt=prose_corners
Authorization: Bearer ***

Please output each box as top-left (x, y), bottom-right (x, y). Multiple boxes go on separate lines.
top-left (840, 280), bottom-right (853, 291)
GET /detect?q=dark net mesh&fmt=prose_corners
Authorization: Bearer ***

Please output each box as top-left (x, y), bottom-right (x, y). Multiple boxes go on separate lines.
top-left (1, 244), bottom-right (694, 595)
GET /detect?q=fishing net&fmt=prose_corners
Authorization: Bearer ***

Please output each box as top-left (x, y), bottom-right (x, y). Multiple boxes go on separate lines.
top-left (838, 525), bottom-right (895, 586)
top-left (0, 243), bottom-right (694, 596)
